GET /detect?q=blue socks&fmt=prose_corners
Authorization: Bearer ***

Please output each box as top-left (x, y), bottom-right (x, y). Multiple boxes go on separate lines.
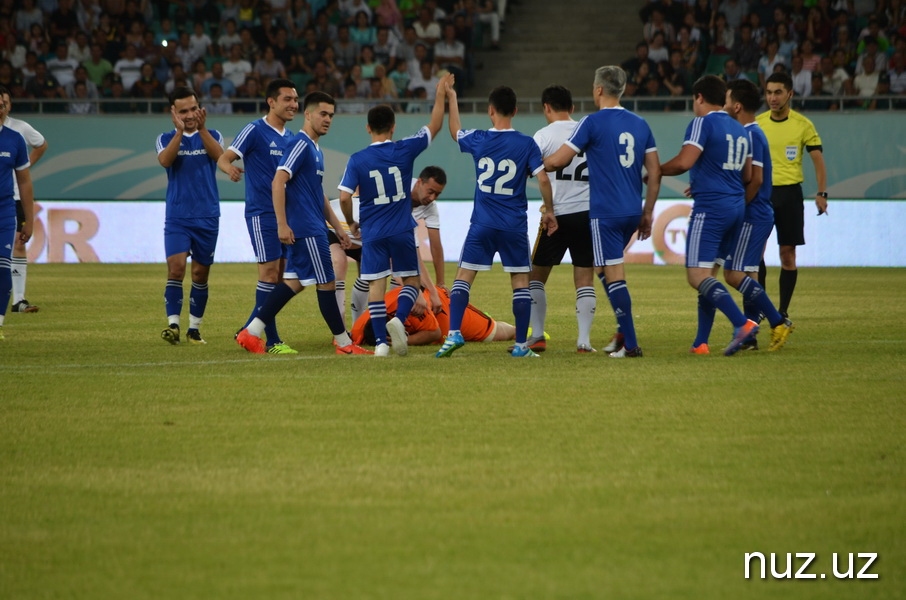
top-left (694, 293), bottom-right (716, 347)
top-left (606, 280), bottom-right (637, 350)
top-left (737, 277), bottom-right (783, 328)
top-left (189, 281), bottom-right (208, 321)
top-left (699, 277), bottom-right (747, 329)
top-left (164, 279), bottom-right (183, 321)
top-left (448, 280), bottom-right (471, 332)
top-left (513, 287), bottom-right (531, 344)
top-left (369, 301), bottom-right (388, 345)
top-left (317, 289), bottom-right (347, 336)
top-left (396, 285), bottom-right (419, 323)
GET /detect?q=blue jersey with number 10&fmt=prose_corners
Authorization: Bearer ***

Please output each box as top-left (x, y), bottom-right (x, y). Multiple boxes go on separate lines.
top-left (684, 111), bottom-right (751, 211)
top-left (338, 126), bottom-right (431, 242)
top-left (457, 128), bottom-right (544, 232)
top-left (566, 107), bottom-right (656, 219)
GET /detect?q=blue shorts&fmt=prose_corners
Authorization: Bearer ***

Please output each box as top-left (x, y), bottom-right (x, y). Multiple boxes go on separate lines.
top-left (459, 223), bottom-right (531, 273)
top-left (361, 230), bottom-right (420, 281)
top-left (246, 214), bottom-right (285, 263)
top-left (284, 233), bottom-right (336, 286)
top-left (591, 215), bottom-right (639, 267)
top-left (164, 217), bottom-right (219, 266)
top-left (685, 206), bottom-right (744, 269)
top-left (722, 220), bottom-right (773, 272)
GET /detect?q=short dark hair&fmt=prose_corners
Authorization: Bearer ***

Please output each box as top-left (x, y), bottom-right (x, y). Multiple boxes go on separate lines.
top-left (727, 79), bottom-right (761, 113)
top-left (540, 85), bottom-right (572, 112)
top-left (303, 90), bottom-right (335, 111)
top-left (488, 85), bottom-right (517, 116)
top-left (367, 104), bottom-right (396, 134)
top-left (692, 75), bottom-right (726, 106)
top-left (765, 71), bottom-right (793, 91)
top-left (265, 77), bottom-right (296, 100)
top-left (0, 85), bottom-right (10, 99)
top-left (169, 85), bottom-right (197, 106)
top-left (418, 165), bottom-right (447, 185)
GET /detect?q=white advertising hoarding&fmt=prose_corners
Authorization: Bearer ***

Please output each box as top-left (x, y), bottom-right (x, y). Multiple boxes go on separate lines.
top-left (27, 200), bottom-right (906, 267)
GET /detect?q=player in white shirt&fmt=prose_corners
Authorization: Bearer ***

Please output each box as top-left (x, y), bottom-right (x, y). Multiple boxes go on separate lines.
top-left (2, 91), bottom-right (47, 314)
top-left (529, 85), bottom-right (609, 353)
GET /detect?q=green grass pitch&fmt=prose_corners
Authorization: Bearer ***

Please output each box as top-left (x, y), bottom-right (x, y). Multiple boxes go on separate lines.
top-left (1, 263), bottom-right (904, 599)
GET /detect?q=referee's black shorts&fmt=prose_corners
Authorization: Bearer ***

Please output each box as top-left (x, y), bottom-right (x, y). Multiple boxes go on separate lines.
top-left (771, 184), bottom-right (805, 246)
top-left (531, 210), bottom-right (594, 268)
top-left (327, 229), bottom-right (362, 262)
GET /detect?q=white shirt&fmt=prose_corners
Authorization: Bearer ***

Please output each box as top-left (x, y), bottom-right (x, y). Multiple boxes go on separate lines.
top-left (791, 68), bottom-right (812, 98)
top-left (533, 119), bottom-right (589, 216)
top-left (222, 58), bottom-right (253, 88)
top-left (4, 116), bottom-right (44, 200)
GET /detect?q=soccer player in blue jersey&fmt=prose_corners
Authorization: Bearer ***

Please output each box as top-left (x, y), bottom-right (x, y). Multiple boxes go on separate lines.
top-left (717, 78), bottom-right (794, 352)
top-left (218, 78), bottom-right (298, 354)
top-left (156, 87), bottom-right (224, 345)
top-left (544, 66), bottom-right (661, 358)
top-left (235, 92), bottom-right (373, 356)
top-left (338, 73), bottom-right (453, 358)
top-left (0, 85), bottom-right (35, 342)
top-left (435, 83), bottom-right (557, 359)
top-left (660, 75), bottom-right (760, 356)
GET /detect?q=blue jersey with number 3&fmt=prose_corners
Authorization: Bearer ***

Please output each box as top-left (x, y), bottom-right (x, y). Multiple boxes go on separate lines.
top-left (338, 126), bottom-right (431, 242)
top-left (566, 107), bottom-right (656, 219)
top-left (458, 128), bottom-right (543, 232)
top-left (684, 111), bottom-right (751, 211)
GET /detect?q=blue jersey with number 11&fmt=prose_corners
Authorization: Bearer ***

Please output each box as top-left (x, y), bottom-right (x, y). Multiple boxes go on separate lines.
top-left (684, 111), bottom-right (751, 211)
top-left (458, 128), bottom-right (543, 232)
top-left (337, 126), bottom-right (431, 242)
top-left (566, 107), bottom-right (656, 219)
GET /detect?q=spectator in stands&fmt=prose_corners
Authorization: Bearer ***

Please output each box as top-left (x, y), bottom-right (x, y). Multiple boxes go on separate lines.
top-left (175, 31), bottom-right (198, 72)
top-left (396, 25), bottom-right (420, 66)
top-left (717, 0), bottom-right (749, 31)
top-left (20, 51), bottom-right (39, 82)
top-left (69, 31), bottom-right (92, 65)
top-left (711, 12), bottom-right (735, 55)
top-left (373, 26), bottom-right (398, 71)
top-left (37, 73), bottom-right (66, 113)
top-left (674, 24), bottom-right (701, 76)
top-left (2, 35), bottom-right (27, 73)
top-left (201, 62), bottom-right (238, 97)
top-left (434, 23), bottom-right (466, 95)
top-left (155, 17), bottom-right (177, 46)
top-left (223, 44), bottom-right (254, 89)
top-left (867, 72), bottom-right (892, 110)
top-left (253, 46), bottom-right (287, 87)
top-left (802, 73), bottom-right (839, 111)
top-left (101, 74), bottom-right (131, 113)
top-left (413, 6), bottom-right (441, 47)
top-left (234, 75), bottom-right (265, 113)
top-left (115, 44), bottom-right (145, 90)
top-left (192, 58), bottom-right (210, 90)
top-left (67, 79), bottom-right (96, 114)
top-left (721, 57), bottom-right (750, 81)
top-left (776, 21), bottom-right (798, 63)
top-left (350, 10), bottom-right (377, 46)
top-left (337, 79), bottom-right (367, 113)
top-left (847, 54), bottom-right (880, 106)
top-left (805, 6), bottom-right (833, 53)
top-left (289, 0), bottom-right (312, 36)
top-left (640, 0), bottom-right (685, 31)
top-left (831, 25), bottom-right (857, 71)
top-left (15, 0), bottom-right (44, 35)
top-left (333, 24), bottom-right (360, 71)
top-left (218, 19), bottom-right (242, 55)
top-left (83, 43), bottom-right (113, 88)
top-left (798, 38), bottom-right (821, 72)
top-left (758, 37), bottom-right (786, 86)
top-left (372, 63), bottom-right (398, 99)
top-left (855, 36), bottom-right (888, 74)
top-left (297, 28), bottom-right (323, 71)
top-left (659, 59), bottom-right (688, 109)
top-left (65, 65), bottom-right (99, 100)
top-left (889, 52), bottom-right (906, 97)
top-left (857, 15), bottom-right (890, 52)
top-left (747, 11), bottom-right (768, 46)
top-left (341, 0), bottom-right (373, 24)
top-left (366, 76), bottom-right (396, 109)
top-left (318, 46), bottom-right (342, 82)
top-left (790, 54), bottom-right (812, 97)
top-left (359, 45), bottom-right (378, 78)
top-left (123, 20), bottom-right (146, 51)
top-left (375, 0), bottom-right (404, 35)
top-left (649, 31), bottom-right (670, 63)
top-left (0, 61), bottom-right (25, 99)
top-left (46, 42), bottom-right (79, 88)
top-left (622, 41), bottom-right (657, 81)
top-left (389, 56), bottom-right (410, 97)
top-left (819, 54), bottom-right (850, 95)
top-left (408, 58), bottom-right (438, 99)
top-left (164, 66), bottom-right (191, 95)
top-left (668, 49), bottom-right (693, 89)
top-left (404, 85), bottom-right (428, 112)
top-left (749, 0), bottom-right (780, 31)
top-left (49, 0), bottom-right (80, 42)
top-left (733, 23), bottom-right (761, 72)
top-left (203, 82), bottom-right (233, 114)
top-left (692, 0), bottom-right (716, 34)
top-left (644, 8), bottom-right (676, 45)
top-left (311, 59), bottom-right (341, 96)
top-left (313, 10), bottom-right (338, 46)
top-left (131, 62), bottom-right (166, 104)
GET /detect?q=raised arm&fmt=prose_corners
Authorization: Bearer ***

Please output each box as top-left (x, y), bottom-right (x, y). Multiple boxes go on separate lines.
top-left (195, 107), bottom-right (224, 162)
top-left (444, 77), bottom-right (460, 142)
top-left (426, 73), bottom-right (453, 140)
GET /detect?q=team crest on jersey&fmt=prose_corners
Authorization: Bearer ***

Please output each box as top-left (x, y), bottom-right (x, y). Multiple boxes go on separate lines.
top-left (785, 145), bottom-right (798, 161)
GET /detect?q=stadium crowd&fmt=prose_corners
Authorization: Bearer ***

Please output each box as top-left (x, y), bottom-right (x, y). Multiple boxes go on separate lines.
top-left (0, 0), bottom-right (506, 114)
top-left (629, 0), bottom-right (906, 110)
